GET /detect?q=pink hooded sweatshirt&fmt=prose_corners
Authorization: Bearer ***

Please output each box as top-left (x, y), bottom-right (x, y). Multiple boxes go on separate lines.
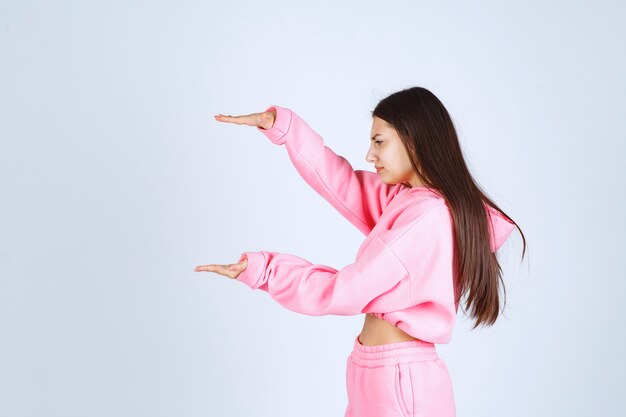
top-left (235, 105), bottom-right (516, 344)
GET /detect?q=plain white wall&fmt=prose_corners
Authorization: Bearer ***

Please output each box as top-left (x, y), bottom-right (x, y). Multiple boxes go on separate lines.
top-left (1, 1), bottom-right (624, 416)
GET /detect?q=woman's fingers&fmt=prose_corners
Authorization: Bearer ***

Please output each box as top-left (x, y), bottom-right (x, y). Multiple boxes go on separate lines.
top-left (213, 110), bottom-right (275, 129)
top-left (194, 258), bottom-right (247, 280)
top-left (214, 113), bottom-right (258, 126)
top-left (214, 114), bottom-right (249, 125)
top-left (194, 263), bottom-right (237, 279)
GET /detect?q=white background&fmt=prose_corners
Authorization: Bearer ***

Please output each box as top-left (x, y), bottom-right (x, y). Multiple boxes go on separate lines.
top-left (1, 1), bottom-right (624, 416)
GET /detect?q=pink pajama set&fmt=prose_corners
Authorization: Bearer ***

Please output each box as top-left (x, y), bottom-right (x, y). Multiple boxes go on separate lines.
top-left (233, 105), bottom-right (516, 417)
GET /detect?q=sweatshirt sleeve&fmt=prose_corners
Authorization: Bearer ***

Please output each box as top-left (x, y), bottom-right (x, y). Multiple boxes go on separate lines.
top-left (256, 105), bottom-right (402, 236)
top-left (232, 203), bottom-right (449, 317)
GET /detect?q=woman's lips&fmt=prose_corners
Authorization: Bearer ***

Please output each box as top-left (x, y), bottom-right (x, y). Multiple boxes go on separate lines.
top-left (376, 167), bottom-right (383, 173)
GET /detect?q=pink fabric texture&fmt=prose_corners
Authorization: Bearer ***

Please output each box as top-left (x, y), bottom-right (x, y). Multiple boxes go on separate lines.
top-left (234, 105), bottom-right (516, 344)
top-left (345, 335), bottom-right (455, 417)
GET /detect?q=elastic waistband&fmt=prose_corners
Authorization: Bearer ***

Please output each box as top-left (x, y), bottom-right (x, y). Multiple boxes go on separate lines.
top-left (349, 335), bottom-right (438, 368)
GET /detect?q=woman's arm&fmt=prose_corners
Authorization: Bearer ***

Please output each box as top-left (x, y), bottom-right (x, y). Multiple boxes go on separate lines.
top-left (232, 203), bottom-right (454, 316)
top-left (258, 105), bottom-right (403, 236)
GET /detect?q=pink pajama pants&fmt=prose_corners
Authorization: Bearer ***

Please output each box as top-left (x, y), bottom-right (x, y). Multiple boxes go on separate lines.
top-left (344, 335), bottom-right (456, 417)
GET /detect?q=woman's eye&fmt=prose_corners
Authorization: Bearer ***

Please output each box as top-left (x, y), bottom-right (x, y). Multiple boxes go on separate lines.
top-left (375, 140), bottom-right (383, 145)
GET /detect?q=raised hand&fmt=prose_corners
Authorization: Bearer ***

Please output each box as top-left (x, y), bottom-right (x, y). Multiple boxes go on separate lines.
top-left (213, 109), bottom-right (276, 130)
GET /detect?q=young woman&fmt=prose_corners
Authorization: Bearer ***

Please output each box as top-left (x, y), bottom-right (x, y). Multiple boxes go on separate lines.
top-left (195, 86), bottom-right (526, 417)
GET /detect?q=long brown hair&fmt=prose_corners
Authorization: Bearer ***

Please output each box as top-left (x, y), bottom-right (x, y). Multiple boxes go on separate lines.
top-left (372, 86), bottom-right (526, 329)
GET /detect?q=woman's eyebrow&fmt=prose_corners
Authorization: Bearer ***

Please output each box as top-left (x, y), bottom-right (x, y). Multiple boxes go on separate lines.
top-left (371, 133), bottom-right (383, 141)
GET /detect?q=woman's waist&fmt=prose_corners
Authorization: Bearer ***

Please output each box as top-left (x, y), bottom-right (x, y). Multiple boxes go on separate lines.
top-left (351, 314), bottom-right (437, 366)
top-left (359, 312), bottom-right (429, 346)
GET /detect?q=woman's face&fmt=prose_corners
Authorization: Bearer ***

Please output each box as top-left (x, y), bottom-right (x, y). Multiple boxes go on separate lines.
top-left (366, 116), bottom-right (423, 187)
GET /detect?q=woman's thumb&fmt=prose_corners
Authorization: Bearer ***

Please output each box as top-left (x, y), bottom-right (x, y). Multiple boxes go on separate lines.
top-left (258, 111), bottom-right (275, 130)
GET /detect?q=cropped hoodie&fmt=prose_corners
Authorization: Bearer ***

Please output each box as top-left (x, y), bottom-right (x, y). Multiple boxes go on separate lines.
top-left (234, 105), bottom-right (516, 344)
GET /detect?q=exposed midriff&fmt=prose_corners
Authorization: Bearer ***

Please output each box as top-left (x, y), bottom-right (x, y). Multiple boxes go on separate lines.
top-left (358, 312), bottom-right (423, 346)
